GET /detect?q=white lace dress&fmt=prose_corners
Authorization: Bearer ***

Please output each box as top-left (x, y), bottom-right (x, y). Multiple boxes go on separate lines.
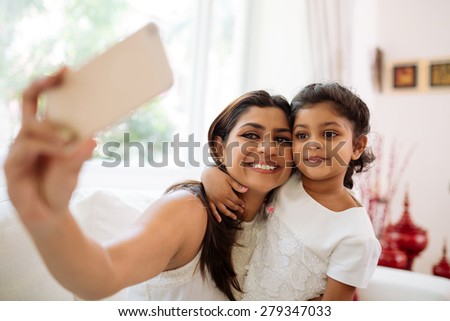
top-left (242, 174), bottom-right (381, 300)
top-left (144, 215), bottom-right (264, 300)
top-left (233, 216), bottom-right (265, 300)
top-left (145, 250), bottom-right (228, 300)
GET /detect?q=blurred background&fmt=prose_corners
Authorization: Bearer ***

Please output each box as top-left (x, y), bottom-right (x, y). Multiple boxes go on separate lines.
top-left (0, 0), bottom-right (449, 276)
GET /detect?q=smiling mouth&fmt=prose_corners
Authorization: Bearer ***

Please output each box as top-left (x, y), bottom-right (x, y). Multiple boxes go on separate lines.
top-left (250, 163), bottom-right (278, 171)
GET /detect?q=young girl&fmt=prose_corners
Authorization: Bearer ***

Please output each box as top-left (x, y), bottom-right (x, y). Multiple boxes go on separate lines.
top-left (203, 83), bottom-right (381, 300)
top-left (4, 69), bottom-right (293, 300)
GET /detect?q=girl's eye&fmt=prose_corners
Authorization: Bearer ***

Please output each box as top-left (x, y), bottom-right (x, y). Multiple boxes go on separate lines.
top-left (324, 131), bottom-right (337, 138)
top-left (296, 132), bottom-right (308, 140)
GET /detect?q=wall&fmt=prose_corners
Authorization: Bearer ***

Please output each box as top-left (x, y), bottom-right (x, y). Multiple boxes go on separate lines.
top-left (372, 0), bottom-right (450, 274)
top-left (244, 0), bottom-right (312, 99)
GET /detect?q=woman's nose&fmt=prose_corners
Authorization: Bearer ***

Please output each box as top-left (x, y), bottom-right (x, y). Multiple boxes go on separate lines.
top-left (256, 134), bottom-right (277, 154)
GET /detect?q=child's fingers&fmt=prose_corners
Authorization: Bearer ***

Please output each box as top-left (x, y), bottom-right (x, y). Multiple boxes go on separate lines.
top-left (221, 189), bottom-right (245, 209)
top-left (227, 177), bottom-right (248, 196)
top-left (209, 201), bottom-right (222, 223)
top-left (216, 203), bottom-right (238, 220)
top-left (226, 178), bottom-right (247, 208)
top-left (224, 198), bottom-right (244, 213)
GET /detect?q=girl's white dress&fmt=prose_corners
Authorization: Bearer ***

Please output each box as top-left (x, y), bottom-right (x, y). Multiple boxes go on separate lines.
top-left (242, 173), bottom-right (381, 300)
top-left (144, 217), bottom-right (263, 300)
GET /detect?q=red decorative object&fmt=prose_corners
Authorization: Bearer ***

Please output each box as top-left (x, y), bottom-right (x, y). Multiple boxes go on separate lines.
top-left (432, 241), bottom-right (450, 279)
top-left (378, 224), bottom-right (408, 269)
top-left (388, 192), bottom-right (428, 270)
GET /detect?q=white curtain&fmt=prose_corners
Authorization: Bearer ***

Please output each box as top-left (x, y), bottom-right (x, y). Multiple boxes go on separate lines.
top-left (305, 0), bottom-right (355, 84)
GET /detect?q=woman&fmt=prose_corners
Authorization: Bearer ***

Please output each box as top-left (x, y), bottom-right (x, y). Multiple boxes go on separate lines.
top-left (4, 68), bottom-right (293, 300)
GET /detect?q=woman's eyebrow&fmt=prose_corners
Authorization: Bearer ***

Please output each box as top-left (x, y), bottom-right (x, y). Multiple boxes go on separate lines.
top-left (239, 123), bottom-right (291, 133)
top-left (239, 122), bottom-right (265, 130)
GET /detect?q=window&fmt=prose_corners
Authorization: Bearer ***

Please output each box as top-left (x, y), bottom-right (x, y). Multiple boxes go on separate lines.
top-left (0, 0), bottom-right (249, 189)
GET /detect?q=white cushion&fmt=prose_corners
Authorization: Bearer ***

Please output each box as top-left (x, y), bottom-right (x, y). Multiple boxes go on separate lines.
top-left (358, 265), bottom-right (450, 301)
top-left (0, 188), bottom-right (74, 300)
top-left (0, 187), bottom-right (157, 300)
top-left (70, 188), bottom-right (155, 242)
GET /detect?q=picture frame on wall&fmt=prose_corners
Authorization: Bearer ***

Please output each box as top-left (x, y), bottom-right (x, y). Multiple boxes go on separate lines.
top-left (429, 60), bottom-right (450, 87)
top-left (393, 64), bottom-right (418, 89)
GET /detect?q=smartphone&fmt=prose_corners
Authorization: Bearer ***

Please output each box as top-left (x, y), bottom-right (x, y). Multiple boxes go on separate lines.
top-left (44, 22), bottom-right (173, 139)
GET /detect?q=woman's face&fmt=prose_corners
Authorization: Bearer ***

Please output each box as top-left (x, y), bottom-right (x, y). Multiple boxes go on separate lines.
top-left (218, 106), bottom-right (292, 195)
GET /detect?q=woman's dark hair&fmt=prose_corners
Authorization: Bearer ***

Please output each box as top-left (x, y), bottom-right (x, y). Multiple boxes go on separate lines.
top-left (291, 83), bottom-right (375, 189)
top-left (165, 90), bottom-right (290, 300)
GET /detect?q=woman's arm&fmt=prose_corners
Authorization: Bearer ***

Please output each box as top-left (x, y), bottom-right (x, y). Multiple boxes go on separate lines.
top-left (26, 190), bottom-right (206, 300)
top-left (4, 70), bottom-right (206, 299)
top-left (201, 166), bottom-right (247, 222)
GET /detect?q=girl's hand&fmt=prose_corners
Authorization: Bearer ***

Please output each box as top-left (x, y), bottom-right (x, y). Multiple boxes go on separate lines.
top-left (4, 68), bottom-right (96, 229)
top-left (201, 166), bottom-right (247, 222)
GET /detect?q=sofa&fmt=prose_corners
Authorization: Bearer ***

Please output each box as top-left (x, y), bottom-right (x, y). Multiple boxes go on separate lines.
top-left (0, 187), bottom-right (153, 300)
top-left (1, 187), bottom-right (449, 301)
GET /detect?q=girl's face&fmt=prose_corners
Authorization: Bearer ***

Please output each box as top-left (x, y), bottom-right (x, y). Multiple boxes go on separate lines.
top-left (218, 106), bottom-right (292, 195)
top-left (292, 102), bottom-right (363, 183)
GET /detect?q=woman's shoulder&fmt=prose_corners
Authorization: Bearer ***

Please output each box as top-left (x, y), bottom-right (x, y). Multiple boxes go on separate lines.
top-left (153, 188), bottom-right (206, 218)
top-left (137, 183), bottom-right (207, 227)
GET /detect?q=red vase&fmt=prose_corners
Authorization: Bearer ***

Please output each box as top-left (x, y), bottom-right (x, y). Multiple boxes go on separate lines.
top-left (378, 224), bottom-right (408, 269)
top-left (389, 192), bottom-right (428, 270)
top-left (432, 241), bottom-right (450, 279)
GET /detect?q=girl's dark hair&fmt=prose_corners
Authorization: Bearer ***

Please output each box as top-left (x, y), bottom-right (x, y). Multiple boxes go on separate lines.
top-left (291, 83), bottom-right (375, 189)
top-left (165, 90), bottom-right (290, 300)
